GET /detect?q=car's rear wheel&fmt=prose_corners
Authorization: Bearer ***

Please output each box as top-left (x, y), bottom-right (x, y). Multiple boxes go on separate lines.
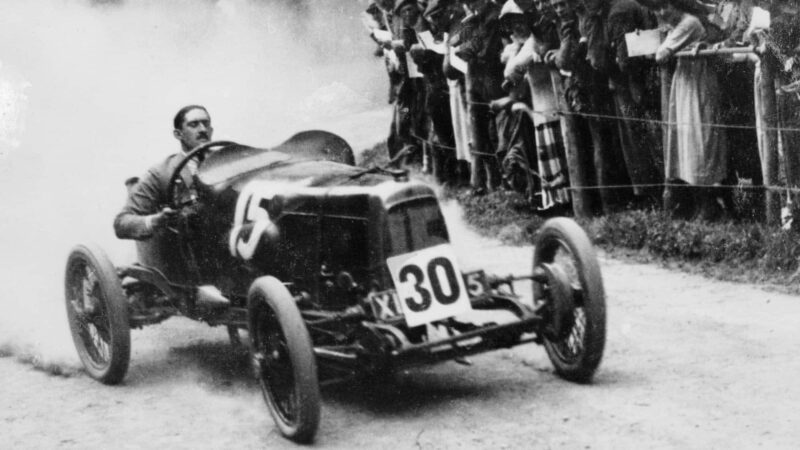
top-left (64, 244), bottom-right (130, 384)
top-left (533, 218), bottom-right (606, 383)
top-left (248, 276), bottom-right (320, 443)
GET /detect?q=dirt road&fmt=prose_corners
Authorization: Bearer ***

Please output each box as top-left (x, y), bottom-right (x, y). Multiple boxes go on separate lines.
top-left (4, 2), bottom-right (793, 446)
top-left (2, 203), bottom-right (798, 450)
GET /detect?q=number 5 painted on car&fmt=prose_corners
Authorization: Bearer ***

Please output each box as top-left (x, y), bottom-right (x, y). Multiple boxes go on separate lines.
top-left (386, 244), bottom-right (473, 327)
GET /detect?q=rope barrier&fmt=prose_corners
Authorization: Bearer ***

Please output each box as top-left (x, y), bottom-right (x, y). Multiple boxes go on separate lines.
top-left (409, 133), bottom-right (457, 151)
top-left (409, 132), bottom-right (497, 157)
top-left (460, 100), bottom-right (800, 134)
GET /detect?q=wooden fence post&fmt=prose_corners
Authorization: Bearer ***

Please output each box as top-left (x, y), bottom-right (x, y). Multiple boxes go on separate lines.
top-left (552, 72), bottom-right (593, 218)
top-left (758, 56), bottom-right (780, 225)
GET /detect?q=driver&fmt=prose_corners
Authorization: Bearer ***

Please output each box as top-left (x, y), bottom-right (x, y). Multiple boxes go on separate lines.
top-left (114, 105), bottom-right (213, 240)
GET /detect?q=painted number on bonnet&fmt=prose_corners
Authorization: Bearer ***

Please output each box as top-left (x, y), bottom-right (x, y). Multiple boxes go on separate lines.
top-left (229, 181), bottom-right (278, 261)
top-left (386, 244), bottom-right (472, 327)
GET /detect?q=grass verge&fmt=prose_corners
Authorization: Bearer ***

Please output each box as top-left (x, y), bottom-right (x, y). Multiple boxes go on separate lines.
top-left (459, 190), bottom-right (800, 295)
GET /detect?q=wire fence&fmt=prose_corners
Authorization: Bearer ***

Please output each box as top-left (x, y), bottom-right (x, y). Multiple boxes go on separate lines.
top-left (404, 100), bottom-right (800, 195)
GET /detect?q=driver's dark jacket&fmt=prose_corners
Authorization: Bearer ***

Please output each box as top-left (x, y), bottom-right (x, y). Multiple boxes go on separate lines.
top-left (114, 153), bottom-right (193, 240)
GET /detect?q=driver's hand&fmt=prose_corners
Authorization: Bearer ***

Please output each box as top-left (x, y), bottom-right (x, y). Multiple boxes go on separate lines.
top-left (149, 207), bottom-right (179, 231)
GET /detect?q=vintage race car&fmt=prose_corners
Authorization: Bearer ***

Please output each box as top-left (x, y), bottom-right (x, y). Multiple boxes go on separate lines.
top-left (64, 130), bottom-right (606, 443)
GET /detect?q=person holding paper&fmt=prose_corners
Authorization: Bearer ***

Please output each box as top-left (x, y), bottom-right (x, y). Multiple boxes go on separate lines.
top-left (387, 0), bottom-right (429, 168)
top-left (606, 0), bottom-right (664, 207)
top-left (434, 0), bottom-right (474, 186)
top-left (365, 0), bottom-right (425, 166)
top-left (656, 0), bottom-right (729, 221)
top-left (409, 2), bottom-right (460, 185)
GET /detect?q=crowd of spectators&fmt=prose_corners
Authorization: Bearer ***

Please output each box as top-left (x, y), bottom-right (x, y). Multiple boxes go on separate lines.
top-left (363, 0), bottom-right (800, 223)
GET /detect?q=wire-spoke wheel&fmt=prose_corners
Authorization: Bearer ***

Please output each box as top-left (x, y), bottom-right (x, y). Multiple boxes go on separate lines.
top-left (248, 276), bottom-right (319, 443)
top-left (533, 218), bottom-right (606, 383)
top-left (64, 244), bottom-right (130, 384)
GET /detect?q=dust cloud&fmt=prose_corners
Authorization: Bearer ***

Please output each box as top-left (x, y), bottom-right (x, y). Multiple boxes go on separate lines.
top-left (0, 0), bottom-right (387, 370)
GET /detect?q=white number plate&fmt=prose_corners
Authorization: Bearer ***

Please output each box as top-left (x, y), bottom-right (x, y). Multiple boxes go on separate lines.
top-left (367, 290), bottom-right (403, 321)
top-left (386, 244), bottom-right (473, 327)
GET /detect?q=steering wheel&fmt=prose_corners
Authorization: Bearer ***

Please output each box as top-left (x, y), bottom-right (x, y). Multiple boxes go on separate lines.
top-left (166, 140), bottom-right (238, 209)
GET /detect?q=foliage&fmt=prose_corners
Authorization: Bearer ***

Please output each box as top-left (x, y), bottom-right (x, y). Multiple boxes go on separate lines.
top-left (460, 190), bottom-right (800, 293)
top-left (584, 210), bottom-right (769, 265)
top-left (359, 141), bottom-right (390, 168)
top-left (454, 189), bottom-right (544, 246)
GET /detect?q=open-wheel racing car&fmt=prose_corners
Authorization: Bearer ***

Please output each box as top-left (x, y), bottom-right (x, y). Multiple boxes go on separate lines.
top-left (64, 130), bottom-right (606, 443)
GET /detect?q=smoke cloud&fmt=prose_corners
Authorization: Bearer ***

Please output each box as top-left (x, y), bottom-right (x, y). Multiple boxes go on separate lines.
top-left (0, 0), bottom-right (387, 370)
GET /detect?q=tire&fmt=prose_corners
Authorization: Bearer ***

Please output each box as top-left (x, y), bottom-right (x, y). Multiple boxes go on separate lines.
top-left (533, 218), bottom-right (606, 383)
top-left (248, 276), bottom-right (320, 443)
top-left (64, 244), bottom-right (130, 384)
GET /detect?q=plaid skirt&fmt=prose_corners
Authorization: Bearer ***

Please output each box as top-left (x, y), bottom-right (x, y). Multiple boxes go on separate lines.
top-left (534, 120), bottom-right (570, 209)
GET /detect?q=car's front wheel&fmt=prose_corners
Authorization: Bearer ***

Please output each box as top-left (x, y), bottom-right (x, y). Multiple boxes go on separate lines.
top-left (533, 218), bottom-right (606, 383)
top-left (247, 276), bottom-right (320, 443)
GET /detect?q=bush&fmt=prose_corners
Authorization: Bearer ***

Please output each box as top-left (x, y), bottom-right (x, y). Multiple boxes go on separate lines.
top-left (758, 230), bottom-right (800, 274)
top-left (359, 141), bottom-right (390, 167)
top-left (455, 189), bottom-right (800, 293)
top-left (457, 189), bottom-right (543, 246)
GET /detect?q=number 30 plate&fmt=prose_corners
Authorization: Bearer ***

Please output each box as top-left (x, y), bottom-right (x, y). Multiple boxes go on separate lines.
top-left (386, 244), bottom-right (473, 327)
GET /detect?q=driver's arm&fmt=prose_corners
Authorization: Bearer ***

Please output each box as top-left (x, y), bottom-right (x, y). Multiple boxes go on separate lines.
top-left (113, 167), bottom-right (166, 240)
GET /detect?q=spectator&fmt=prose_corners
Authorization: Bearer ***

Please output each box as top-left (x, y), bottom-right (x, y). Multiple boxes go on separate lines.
top-left (530, 0), bottom-right (558, 41)
top-left (768, 1), bottom-right (800, 190)
top-left (364, 0), bottom-right (403, 105)
top-left (435, 0), bottom-right (473, 186)
top-left (656, 0), bottom-right (729, 220)
top-left (500, 0), bottom-right (571, 210)
top-left (712, 0), bottom-right (756, 45)
top-left (548, 0), bottom-right (630, 215)
top-left (714, 0), bottom-right (762, 219)
top-left (495, 1), bottom-right (537, 196)
top-left (413, 0), bottom-right (460, 185)
top-left (606, 0), bottom-right (664, 206)
top-left (455, 0), bottom-right (506, 194)
top-left (528, 0), bottom-right (571, 211)
top-left (389, 0), bottom-right (430, 167)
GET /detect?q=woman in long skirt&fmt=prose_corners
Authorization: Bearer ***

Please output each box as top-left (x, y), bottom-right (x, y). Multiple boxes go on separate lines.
top-left (656, 0), bottom-right (728, 220)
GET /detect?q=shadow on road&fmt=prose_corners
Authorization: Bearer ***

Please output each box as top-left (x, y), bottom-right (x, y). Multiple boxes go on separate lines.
top-left (124, 337), bottom-right (255, 390)
top-left (321, 365), bottom-right (517, 417)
